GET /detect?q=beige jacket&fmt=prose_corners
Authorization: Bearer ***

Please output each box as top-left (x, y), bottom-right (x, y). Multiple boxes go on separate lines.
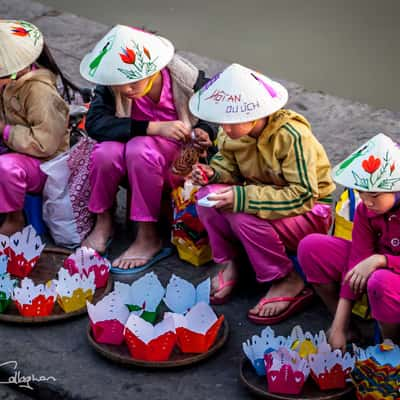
top-left (1, 68), bottom-right (69, 160)
top-left (210, 109), bottom-right (336, 219)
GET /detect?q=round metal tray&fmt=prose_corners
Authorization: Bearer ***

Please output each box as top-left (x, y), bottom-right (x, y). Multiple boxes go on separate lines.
top-left (240, 358), bottom-right (354, 400)
top-left (0, 247), bottom-right (112, 324)
top-left (87, 318), bottom-right (229, 368)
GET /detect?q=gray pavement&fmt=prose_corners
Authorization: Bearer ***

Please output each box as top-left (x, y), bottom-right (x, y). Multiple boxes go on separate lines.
top-left (1, 1), bottom-right (400, 399)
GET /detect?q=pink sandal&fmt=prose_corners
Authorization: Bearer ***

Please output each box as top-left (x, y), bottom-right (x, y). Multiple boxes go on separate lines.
top-left (210, 270), bottom-right (237, 305)
top-left (247, 287), bottom-right (314, 325)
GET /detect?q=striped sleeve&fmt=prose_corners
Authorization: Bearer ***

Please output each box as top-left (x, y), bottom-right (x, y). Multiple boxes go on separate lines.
top-left (209, 150), bottom-right (242, 184)
top-left (233, 122), bottom-right (320, 219)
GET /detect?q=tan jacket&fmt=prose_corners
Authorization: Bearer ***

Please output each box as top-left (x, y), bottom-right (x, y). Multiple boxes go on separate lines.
top-left (1, 69), bottom-right (69, 160)
top-left (167, 54), bottom-right (199, 127)
top-left (210, 109), bottom-right (336, 219)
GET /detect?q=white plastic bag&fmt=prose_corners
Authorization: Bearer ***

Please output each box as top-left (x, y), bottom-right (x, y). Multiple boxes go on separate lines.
top-left (40, 137), bottom-right (95, 248)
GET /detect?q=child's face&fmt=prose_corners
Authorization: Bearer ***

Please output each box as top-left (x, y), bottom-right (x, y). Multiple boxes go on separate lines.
top-left (359, 192), bottom-right (396, 214)
top-left (116, 77), bottom-right (151, 99)
top-left (221, 122), bottom-right (255, 140)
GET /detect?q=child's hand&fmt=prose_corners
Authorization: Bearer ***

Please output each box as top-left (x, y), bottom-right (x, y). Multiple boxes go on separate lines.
top-left (192, 128), bottom-right (212, 157)
top-left (327, 325), bottom-right (347, 353)
top-left (208, 186), bottom-right (234, 210)
top-left (192, 163), bottom-right (214, 185)
top-left (344, 254), bottom-right (386, 295)
top-left (147, 120), bottom-right (190, 141)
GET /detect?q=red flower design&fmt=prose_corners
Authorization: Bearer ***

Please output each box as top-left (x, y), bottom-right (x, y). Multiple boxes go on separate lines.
top-left (11, 26), bottom-right (29, 37)
top-left (390, 162), bottom-right (395, 174)
top-left (361, 155), bottom-right (381, 174)
top-left (143, 47), bottom-right (151, 59)
top-left (119, 47), bottom-right (136, 64)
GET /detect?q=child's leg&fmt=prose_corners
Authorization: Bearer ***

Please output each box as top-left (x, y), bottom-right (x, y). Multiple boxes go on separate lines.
top-left (249, 207), bottom-right (332, 319)
top-left (84, 141), bottom-right (126, 252)
top-left (196, 184), bottom-right (242, 299)
top-left (298, 233), bottom-right (361, 348)
top-left (298, 233), bottom-right (352, 313)
top-left (113, 136), bottom-right (181, 269)
top-left (368, 269), bottom-right (400, 342)
top-left (0, 153), bottom-right (46, 235)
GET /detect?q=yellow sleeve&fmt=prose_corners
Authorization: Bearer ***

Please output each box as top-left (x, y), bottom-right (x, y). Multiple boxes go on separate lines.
top-left (232, 122), bottom-right (322, 219)
top-left (5, 82), bottom-right (69, 158)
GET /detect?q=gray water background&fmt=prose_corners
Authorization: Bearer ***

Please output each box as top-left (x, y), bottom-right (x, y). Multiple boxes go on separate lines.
top-left (38, 0), bottom-right (399, 112)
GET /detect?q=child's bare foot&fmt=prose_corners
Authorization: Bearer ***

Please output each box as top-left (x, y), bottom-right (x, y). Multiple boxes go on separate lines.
top-left (82, 210), bottom-right (113, 254)
top-left (112, 222), bottom-right (161, 270)
top-left (210, 260), bottom-right (239, 301)
top-left (249, 269), bottom-right (305, 317)
top-left (0, 211), bottom-right (25, 236)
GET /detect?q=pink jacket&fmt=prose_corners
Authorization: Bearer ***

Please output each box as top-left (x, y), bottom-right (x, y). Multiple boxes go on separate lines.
top-left (349, 202), bottom-right (400, 272)
top-left (339, 201), bottom-right (400, 299)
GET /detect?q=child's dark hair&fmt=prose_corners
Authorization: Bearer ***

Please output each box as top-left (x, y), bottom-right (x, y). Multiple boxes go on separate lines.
top-left (36, 42), bottom-right (81, 103)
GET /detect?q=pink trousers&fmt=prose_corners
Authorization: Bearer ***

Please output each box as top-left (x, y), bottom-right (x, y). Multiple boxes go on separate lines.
top-left (88, 136), bottom-right (182, 221)
top-left (298, 234), bottom-right (400, 324)
top-left (0, 153), bottom-right (46, 213)
top-left (196, 184), bottom-right (332, 283)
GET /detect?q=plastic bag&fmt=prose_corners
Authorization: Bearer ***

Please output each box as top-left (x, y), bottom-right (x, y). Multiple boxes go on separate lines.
top-left (40, 137), bottom-right (95, 248)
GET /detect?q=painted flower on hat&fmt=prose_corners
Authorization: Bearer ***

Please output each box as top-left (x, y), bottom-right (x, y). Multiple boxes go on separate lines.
top-left (143, 47), bottom-right (151, 59)
top-left (120, 46), bottom-right (136, 64)
top-left (353, 150), bottom-right (400, 191)
top-left (117, 41), bottom-right (158, 80)
top-left (11, 26), bottom-right (29, 37)
top-left (362, 155), bottom-right (381, 174)
top-left (10, 21), bottom-right (41, 45)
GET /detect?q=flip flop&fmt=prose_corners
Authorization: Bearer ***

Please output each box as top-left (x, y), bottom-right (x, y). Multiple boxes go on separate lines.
top-left (210, 270), bottom-right (237, 305)
top-left (247, 287), bottom-right (314, 325)
top-left (84, 236), bottom-right (113, 258)
top-left (110, 247), bottom-right (173, 275)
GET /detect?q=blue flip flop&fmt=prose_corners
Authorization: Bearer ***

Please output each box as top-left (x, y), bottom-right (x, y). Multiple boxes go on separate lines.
top-left (110, 247), bottom-right (173, 275)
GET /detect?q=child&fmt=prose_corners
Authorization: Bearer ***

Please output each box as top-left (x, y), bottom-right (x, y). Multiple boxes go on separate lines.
top-left (190, 63), bottom-right (335, 324)
top-left (79, 25), bottom-right (217, 272)
top-left (298, 133), bottom-right (400, 349)
top-left (0, 20), bottom-right (74, 236)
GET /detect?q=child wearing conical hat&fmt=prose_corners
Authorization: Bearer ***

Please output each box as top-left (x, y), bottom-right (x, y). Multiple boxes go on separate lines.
top-left (0, 20), bottom-right (76, 235)
top-left (298, 133), bottom-right (400, 349)
top-left (190, 63), bottom-right (335, 324)
top-left (79, 25), bottom-right (217, 272)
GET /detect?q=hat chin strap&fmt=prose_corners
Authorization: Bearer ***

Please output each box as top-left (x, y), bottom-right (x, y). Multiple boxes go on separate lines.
top-left (136, 71), bottom-right (160, 98)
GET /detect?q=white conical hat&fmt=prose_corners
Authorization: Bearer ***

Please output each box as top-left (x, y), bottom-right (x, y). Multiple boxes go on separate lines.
top-left (332, 133), bottom-right (400, 192)
top-left (0, 20), bottom-right (44, 78)
top-left (80, 25), bottom-right (174, 85)
top-left (188, 63), bottom-right (288, 124)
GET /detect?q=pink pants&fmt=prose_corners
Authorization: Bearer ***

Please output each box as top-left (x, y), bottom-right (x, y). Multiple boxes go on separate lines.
top-left (196, 184), bottom-right (332, 283)
top-left (297, 234), bottom-right (400, 324)
top-left (0, 153), bottom-right (46, 213)
top-left (88, 136), bottom-right (182, 221)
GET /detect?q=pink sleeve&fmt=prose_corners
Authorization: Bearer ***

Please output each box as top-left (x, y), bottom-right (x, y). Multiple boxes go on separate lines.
top-left (339, 203), bottom-right (375, 300)
top-left (3, 125), bottom-right (11, 141)
top-left (385, 254), bottom-right (400, 272)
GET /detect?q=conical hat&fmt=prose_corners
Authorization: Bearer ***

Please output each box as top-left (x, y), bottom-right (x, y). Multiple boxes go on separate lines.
top-left (80, 25), bottom-right (174, 85)
top-left (188, 63), bottom-right (288, 124)
top-left (332, 133), bottom-right (400, 192)
top-left (0, 20), bottom-right (44, 78)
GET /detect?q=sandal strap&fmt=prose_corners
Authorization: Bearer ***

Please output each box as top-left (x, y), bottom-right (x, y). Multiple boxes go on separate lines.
top-left (217, 269), bottom-right (236, 290)
top-left (257, 295), bottom-right (299, 307)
